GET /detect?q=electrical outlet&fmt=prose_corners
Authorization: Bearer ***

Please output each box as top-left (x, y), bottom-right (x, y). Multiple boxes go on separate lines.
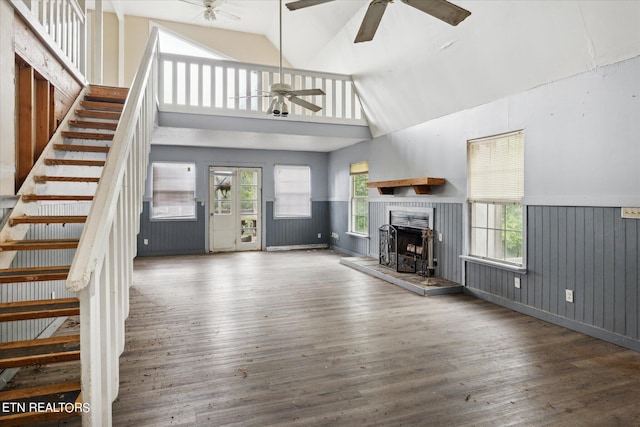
top-left (438, 233), bottom-right (443, 242)
top-left (514, 277), bottom-right (521, 289)
top-left (622, 208), bottom-right (640, 219)
top-left (51, 291), bottom-right (55, 299)
top-left (565, 289), bottom-right (574, 303)
top-left (317, 233), bottom-right (322, 239)
top-left (331, 232), bottom-right (339, 240)
top-left (143, 238), bottom-right (149, 245)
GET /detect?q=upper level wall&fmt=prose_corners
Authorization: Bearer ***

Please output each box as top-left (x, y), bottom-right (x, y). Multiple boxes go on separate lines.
top-left (116, 14), bottom-right (284, 87)
top-left (332, 56), bottom-right (639, 207)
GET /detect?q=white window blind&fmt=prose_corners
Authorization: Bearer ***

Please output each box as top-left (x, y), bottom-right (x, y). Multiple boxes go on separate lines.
top-left (468, 131), bottom-right (524, 204)
top-left (152, 162), bottom-right (196, 219)
top-left (274, 165), bottom-right (311, 218)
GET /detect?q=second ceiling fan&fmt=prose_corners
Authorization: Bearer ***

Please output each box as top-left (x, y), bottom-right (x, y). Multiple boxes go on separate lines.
top-left (260, 0), bottom-right (326, 116)
top-left (286, 0), bottom-right (471, 43)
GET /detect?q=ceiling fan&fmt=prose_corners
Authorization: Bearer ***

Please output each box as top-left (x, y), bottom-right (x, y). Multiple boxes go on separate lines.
top-left (179, 0), bottom-right (240, 22)
top-left (285, 0), bottom-right (471, 43)
top-left (248, 0), bottom-right (326, 117)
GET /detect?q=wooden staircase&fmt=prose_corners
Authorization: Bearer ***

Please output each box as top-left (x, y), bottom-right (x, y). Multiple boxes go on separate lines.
top-left (0, 85), bottom-right (127, 426)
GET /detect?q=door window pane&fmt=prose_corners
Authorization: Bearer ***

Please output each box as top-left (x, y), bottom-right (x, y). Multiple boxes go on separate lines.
top-left (213, 173), bottom-right (233, 215)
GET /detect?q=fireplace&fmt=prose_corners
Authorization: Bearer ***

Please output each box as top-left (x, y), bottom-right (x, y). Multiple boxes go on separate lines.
top-left (379, 208), bottom-right (434, 276)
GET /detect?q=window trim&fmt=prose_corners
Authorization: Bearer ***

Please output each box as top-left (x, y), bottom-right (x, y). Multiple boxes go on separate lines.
top-left (273, 164), bottom-right (312, 219)
top-left (349, 162), bottom-right (369, 236)
top-left (463, 202), bottom-right (528, 271)
top-left (466, 130), bottom-right (526, 269)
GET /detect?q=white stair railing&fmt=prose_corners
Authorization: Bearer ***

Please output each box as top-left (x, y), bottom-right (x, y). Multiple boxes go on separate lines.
top-left (66, 27), bottom-right (159, 426)
top-left (158, 53), bottom-right (367, 125)
top-left (10, 0), bottom-right (86, 80)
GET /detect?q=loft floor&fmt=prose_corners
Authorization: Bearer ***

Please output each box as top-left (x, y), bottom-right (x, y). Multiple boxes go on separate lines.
top-left (7, 249), bottom-right (640, 426)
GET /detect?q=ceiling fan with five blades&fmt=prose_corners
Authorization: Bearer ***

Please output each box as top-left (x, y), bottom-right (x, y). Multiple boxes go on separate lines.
top-left (285, 0), bottom-right (471, 43)
top-left (179, 0), bottom-right (240, 22)
top-left (243, 0), bottom-right (326, 116)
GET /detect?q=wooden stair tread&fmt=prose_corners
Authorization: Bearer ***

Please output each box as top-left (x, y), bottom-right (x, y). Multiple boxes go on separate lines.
top-left (0, 239), bottom-right (80, 251)
top-left (61, 131), bottom-right (114, 140)
top-left (0, 380), bottom-right (81, 401)
top-left (69, 119), bottom-right (118, 130)
top-left (22, 194), bottom-right (94, 202)
top-left (84, 94), bottom-right (126, 104)
top-left (88, 84), bottom-right (128, 99)
top-left (80, 100), bottom-right (124, 112)
top-left (34, 176), bottom-right (100, 183)
top-left (0, 266), bottom-right (70, 284)
top-left (44, 158), bottom-right (105, 167)
top-left (75, 109), bottom-right (121, 120)
top-left (0, 382), bottom-right (82, 426)
top-left (9, 215), bottom-right (87, 226)
top-left (0, 298), bottom-right (79, 322)
top-left (54, 143), bottom-right (110, 153)
top-left (0, 335), bottom-right (80, 369)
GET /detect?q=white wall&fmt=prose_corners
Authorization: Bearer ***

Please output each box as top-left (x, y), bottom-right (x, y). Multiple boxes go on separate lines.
top-left (308, 1), bottom-right (640, 139)
top-left (347, 56), bottom-right (640, 207)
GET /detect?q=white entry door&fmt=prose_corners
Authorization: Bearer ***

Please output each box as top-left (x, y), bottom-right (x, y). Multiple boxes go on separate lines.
top-left (210, 167), bottom-right (261, 252)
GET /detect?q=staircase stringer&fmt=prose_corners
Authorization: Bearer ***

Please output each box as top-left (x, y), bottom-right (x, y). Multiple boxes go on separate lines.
top-left (0, 86), bottom-right (92, 269)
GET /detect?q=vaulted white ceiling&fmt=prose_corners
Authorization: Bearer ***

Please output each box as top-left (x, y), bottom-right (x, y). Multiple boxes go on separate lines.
top-left (95, 0), bottom-right (640, 140)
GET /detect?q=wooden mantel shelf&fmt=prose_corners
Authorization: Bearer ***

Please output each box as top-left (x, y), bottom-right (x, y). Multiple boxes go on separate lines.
top-left (367, 177), bottom-right (445, 195)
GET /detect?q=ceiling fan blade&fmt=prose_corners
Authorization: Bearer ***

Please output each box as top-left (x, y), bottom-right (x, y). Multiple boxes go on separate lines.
top-left (266, 98), bottom-right (277, 114)
top-left (216, 9), bottom-right (241, 21)
top-left (288, 88), bottom-right (325, 97)
top-left (288, 96), bottom-right (322, 113)
top-left (400, 0), bottom-right (471, 26)
top-left (355, 0), bottom-right (390, 43)
top-left (229, 94), bottom-right (271, 99)
top-left (285, 0), bottom-right (335, 11)
top-left (179, 0), bottom-right (202, 6)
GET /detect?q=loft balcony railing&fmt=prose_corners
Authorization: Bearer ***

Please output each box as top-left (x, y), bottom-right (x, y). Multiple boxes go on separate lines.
top-left (158, 52), bottom-right (367, 125)
top-left (10, 0), bottom-right (86, 80)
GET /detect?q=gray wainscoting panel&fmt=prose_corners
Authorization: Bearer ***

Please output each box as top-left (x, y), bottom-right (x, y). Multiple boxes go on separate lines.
top-left (137, 202), bottom-right (206, 256)
top-left (369, 201), bottom-right (463, 284)
top-left (466, 206), bottom-right (640, 343)
top-left (265, 201), bottom-right (330, 247)
top-left (328, 201), bottom-right (369, 256)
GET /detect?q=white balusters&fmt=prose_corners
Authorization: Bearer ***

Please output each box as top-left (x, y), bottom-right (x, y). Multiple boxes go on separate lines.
top-left (69, 26), bottom-right (159, 426)
top-left (157, 53), bottom-right (366, 124)
top-left (11, 0), bottom-right (86, 78)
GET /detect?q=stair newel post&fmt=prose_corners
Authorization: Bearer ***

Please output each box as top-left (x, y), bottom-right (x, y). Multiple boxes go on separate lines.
top-left (78, 278), bottom-right (105, 426)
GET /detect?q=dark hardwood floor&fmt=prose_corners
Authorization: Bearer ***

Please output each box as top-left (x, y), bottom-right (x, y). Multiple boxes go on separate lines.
top-left (8, 249), bottom-right (640, 426)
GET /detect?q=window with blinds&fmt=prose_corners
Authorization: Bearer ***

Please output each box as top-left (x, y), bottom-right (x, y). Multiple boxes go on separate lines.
top-left (151, 162), bottom-right (196, 219)
top-left (274, 165), bottom-right (311, 218)
top-left (350, 161), bottom-right (369, 235)
top-left (467, 131), bottom-right (524, 266)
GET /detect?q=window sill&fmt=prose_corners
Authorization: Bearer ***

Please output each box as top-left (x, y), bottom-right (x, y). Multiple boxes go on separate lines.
top-left (273, 216), bottom-right (312, 220)
top-left (346, 232), bottom-right (369, 239)
top-left (150, 217), bottom-right (198, 222)
top-left (460, 255), bottom-right (527, 274)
